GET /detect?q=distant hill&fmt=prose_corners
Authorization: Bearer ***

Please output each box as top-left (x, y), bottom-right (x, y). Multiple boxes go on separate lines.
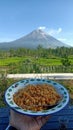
top-left (0, 29), bottom-right (70, 49)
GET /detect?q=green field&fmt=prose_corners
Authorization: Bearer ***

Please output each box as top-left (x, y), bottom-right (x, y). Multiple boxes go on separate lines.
top-left (0, 56), bottom-right (73, 73)
top-left (0, 57), bottom-right (65, 66)
top-left (0, 57), bottom-right (26, 66)
top-left (0, 56), bottom-right (73, 66)
top-left (35, 57), bottom-right (62, 65)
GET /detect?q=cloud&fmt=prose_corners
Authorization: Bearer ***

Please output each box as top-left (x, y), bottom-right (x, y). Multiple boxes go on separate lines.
top-left (38, 26), bottom-right (46, 30)
top-left (58, 28), bottom-right (62, 33)
top-left (38, 27), bottom-right (62, 36)
top-left (0, 37), bottom-right (14, 42)
top-left (48, 28), bottom-right (62, 35)
top-left (58, 38), bottom-right (73, 46)
top-left (58, 38), bottom-right (67, 42)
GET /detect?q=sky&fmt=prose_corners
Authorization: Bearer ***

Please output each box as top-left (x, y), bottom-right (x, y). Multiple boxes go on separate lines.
top-left (0, 0), bottom-right (73, 46)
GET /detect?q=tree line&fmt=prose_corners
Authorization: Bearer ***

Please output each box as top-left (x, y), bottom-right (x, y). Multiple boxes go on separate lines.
top-left (0, 46), bottom-right (73, 58)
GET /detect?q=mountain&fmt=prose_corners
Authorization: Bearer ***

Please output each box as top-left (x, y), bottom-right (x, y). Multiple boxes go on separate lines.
top-left (0, 29), bottom-right (70, 49)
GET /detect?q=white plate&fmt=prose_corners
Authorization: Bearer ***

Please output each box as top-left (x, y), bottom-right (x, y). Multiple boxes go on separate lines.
top-left (5, 79), bottom-right (69, 116)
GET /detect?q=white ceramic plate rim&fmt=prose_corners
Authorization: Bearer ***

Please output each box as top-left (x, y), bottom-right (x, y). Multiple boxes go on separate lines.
top-left (5, 79), bottom-right (69, 116)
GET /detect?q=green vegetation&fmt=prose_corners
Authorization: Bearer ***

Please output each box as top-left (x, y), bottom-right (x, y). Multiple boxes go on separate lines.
top-left (0, 57), bottom-right (26, 66)
top-left (0, 57), bottom-right (61, 66)
top-left (0, 46), bottom-right (73, 73)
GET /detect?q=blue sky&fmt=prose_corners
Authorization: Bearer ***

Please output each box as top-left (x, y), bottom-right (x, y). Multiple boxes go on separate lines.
top-left (0, 0), bottom-right (73, 46)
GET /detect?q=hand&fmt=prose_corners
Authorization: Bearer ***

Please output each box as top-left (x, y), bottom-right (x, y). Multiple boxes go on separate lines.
top-left (10, 110), bottom-right (51, 130)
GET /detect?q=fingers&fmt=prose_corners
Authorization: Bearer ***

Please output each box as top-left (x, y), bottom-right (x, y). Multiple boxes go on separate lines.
top-left (41, 115), bottom-right (51, 124)
top-left (36, 115), bottom-right (51, 127)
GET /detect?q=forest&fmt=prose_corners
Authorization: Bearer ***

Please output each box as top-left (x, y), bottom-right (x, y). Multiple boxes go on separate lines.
top-left (0, 46), bottom-right (73, 58)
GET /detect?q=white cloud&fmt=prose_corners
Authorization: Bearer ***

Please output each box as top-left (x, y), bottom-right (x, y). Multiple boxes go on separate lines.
top-left (57, 28), bottom-right (62, 33)
top-left (38, 26), bottom-right (46, 30)
top-left (48, 28), bottom-right (62, 35)
top-left (0, 38), bottom-right (13, 42)
top-left (58, 38), bottom-right (67, 42)
top-left (38, 27), bottom-right (62, 35)
top-left (58, 38), bottom-right (73, 46)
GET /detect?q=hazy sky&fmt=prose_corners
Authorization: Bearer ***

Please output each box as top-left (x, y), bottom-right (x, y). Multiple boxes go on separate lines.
top-left (0, 0), bottom-right (73, 46)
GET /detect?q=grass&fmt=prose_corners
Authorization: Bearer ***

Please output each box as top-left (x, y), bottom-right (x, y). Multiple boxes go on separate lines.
top-left (0, 57), bottom-right (26, 66)
top-left (35, 57), bottom-right (62, 66)
top-left (0, 56), bottom-right (62, 66)
top-left (0, 56), bottom-right (73, 71)
top-left (0, 78), bottom-right (20, 107)
top-left (55, 80), bottom-right (73, 99)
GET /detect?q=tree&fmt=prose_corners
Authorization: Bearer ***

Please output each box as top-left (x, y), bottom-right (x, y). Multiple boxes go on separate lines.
top-left (61, 55), bottom-right (71, 67)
